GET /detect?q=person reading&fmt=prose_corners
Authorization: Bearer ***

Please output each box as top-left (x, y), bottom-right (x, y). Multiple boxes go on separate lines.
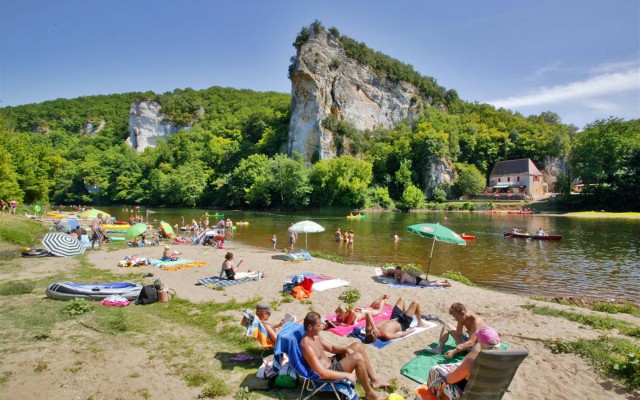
top-left (425, 302), bottom-right (486, 357)
top-left (300, 311), bottom-right (390, 400)
top-left (363, 296), bottom-right (428, 342)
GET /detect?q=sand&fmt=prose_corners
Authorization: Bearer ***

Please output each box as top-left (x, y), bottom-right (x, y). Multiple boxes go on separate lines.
top-left (1, 237), bottom-right (639, 400)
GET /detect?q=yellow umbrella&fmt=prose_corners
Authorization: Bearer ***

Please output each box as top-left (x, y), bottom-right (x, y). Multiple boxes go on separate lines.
top-left (159, 221), bottom-right (175, 238)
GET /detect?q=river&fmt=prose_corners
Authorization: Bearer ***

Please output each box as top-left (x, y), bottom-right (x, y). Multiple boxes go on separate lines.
top-left (99, 207), bottom-right (640, 303)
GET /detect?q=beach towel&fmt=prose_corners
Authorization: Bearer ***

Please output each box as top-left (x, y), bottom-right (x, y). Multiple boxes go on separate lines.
top-left (348, 318), bottom-right (438, 349)
top-left (284, 250), bottom-right (312, 262)
top-left (149, 258), bottom-right (206, 271)
top-left (374, 267), bottom-right (445, 290)
top-left (324, 303), bottom-right (394, 336)
top-left (197, 275), bottom-right (260, 288)
top-left (287, 272), bottom-right (349, 292)
top-left (400, 336), bottom-right (510, 384)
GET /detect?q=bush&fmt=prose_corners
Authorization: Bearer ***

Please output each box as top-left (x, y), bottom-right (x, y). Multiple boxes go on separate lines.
top-left (0, 280), bottom-right (36, 296)
top-left (441, 271), bottom-right (475, 286)
top-left (63, 298), bottom-right (92, 316)
top-left (339, 289), bottom-right (361, 307)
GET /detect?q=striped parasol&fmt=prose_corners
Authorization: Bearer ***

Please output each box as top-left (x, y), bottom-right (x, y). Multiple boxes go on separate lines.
top-left (42, 233), bottom-right (86, 257)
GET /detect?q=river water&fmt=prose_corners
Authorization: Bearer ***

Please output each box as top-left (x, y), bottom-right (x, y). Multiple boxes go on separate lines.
top-left (100, 207), bottom-right (639, 302)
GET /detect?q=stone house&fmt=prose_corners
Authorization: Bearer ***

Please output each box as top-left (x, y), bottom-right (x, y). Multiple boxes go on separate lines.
top-left (488, 158), bottom-right (545, 199)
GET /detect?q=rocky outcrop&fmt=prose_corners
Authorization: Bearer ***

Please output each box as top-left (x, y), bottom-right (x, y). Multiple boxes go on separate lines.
top-left (81, 120), bottom-right (105, 135)
top-left (424, 156), bottom-right (456, 198)
top-left (288, 29), bottom-right (425, 163)
top-left (127, 100), bottom-right (189, 152)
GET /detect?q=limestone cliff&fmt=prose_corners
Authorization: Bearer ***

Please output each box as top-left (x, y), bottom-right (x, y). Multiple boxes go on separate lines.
top-left (127, 100), bottom-right (189, 152)
top-left (287, 29), bottom-right (425, 163)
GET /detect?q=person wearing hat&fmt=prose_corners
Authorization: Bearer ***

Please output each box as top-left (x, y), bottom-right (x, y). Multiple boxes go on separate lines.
top-left (255, 301), bottom-right (284, 344)
top-left (426, 326), bottom-right (502, 398)
top-left (162, 245), bottom-right (178, 261)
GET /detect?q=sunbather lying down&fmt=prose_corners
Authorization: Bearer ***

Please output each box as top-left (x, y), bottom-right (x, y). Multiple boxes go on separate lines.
top-left (331, 294), bottom-right (390, 327)
top-left (394, 267), bottom-right (451, 287)
top-left (364, 296), bottom-right (429, 342)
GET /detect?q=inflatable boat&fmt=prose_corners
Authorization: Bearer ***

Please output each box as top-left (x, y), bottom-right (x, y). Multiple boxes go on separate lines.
top-left (46, 281), bottom-right (143, 301)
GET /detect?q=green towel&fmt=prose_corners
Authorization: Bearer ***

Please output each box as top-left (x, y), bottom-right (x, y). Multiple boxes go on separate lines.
top-left (400, 336), bottom-right (509, 384)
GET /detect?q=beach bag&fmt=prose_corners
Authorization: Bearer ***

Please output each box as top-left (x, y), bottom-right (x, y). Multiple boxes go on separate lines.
top-left (135, 285), bottom-right (158, 305)
top-left (256, 355), bottom-right (279, 379)
top-left (157, 288), bottom-right (175, 303)
top-left (269, 362), bottom-right (298, 389)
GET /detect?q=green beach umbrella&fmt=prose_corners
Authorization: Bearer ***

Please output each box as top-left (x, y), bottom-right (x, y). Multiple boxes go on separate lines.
top-left (159, 221), bottom-right (175, 238)
top-left (125, 223), bottom-right (148, 238)
top-left (407, 223), bottom-right (466, 278)
top-left (78, 208), bottom-right (111, 220)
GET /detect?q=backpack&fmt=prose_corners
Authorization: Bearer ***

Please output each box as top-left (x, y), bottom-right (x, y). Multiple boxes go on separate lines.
top-left (135, 285), bottom-right (158, 305)
top-left (267, 362), bottom-right (297, 389)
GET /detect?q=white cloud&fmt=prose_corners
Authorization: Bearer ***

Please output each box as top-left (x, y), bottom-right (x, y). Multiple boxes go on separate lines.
top-left (489, 66), bottom-right (640, 109)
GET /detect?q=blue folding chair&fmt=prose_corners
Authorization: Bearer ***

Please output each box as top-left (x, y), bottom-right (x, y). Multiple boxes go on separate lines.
top-left (274, 322), bottom-right (358, 400)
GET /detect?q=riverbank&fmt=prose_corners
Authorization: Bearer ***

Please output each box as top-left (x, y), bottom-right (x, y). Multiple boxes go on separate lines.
top-left (1, 217), bottom-right (638, 399)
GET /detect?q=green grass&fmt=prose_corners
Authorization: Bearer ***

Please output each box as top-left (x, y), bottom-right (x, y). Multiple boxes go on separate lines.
top-left (523, 304), bottom-right (640, 338)
top-left (309, 251), bottom-right (344, 263)
top-left (0, 215), bottom-right (49, 246)
top-left (0, 280), bottom-right (36, 296)
top-left (440, 270), bottom-right (475, 286)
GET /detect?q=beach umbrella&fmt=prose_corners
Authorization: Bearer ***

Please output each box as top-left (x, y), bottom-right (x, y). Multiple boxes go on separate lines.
top-left (159, 221), bottom-right (175, 238)
top-left (125, 223), bottom-right (148, 238)
top-left (42, 233), bottom-right (85, 257)
top-left (289, 220), bottom-right (325, 251)
top-left (78, 209), bottom-right (110, 220)
top-left (407, 223), bottom-right (466, 278)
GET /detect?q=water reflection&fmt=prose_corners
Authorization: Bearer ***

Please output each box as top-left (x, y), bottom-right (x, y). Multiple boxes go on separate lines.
top-left (101, 207), bottom-right (640, 302)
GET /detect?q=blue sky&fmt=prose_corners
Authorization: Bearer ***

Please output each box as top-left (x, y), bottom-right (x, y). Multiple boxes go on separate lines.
top-left (1, 0), bottom-right (638, 129)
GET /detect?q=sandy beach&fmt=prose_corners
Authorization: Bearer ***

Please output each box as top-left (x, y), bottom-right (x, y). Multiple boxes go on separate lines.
top-left (1, 236), bottom-right (639, 400)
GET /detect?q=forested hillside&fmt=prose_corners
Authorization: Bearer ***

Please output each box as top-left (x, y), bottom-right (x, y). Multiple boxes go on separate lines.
top-left (1, 23), bottom-right (637, 211)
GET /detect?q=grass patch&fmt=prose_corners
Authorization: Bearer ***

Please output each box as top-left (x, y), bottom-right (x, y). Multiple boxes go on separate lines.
top-left (523, 304), bottom-right (639, 338)
top-left (548, 335), bottom-right (640, 391)
top-left (197, 376), bottom-right (231, 398)
top-left (0, 215), bottom-right (49, 246)
top-left (309, 251), bottom-right (344, 263)
top-left (0, 280), bottom-right (36, 296)
top-left (531, 296), bottom-right (640, 318)
top-left (440, 270), bottom-right (475, 286)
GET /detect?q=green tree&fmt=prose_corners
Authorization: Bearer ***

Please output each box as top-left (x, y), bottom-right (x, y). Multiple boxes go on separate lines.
top-left (400, 184), bottom-right (426, 209)
top-left (268, 153), bottom-right (312, 209)
top-left (309, 155), bottom-right (373, 207)
top-left (452, 163), bottom-right (486, 198)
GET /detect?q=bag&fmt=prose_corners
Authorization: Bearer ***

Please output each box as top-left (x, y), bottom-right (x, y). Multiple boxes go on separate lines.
top-left (135, 285), bottom-right (158, 305)
top-left (268, 362), bottom-right (298, 389)
top-left (157, 288), bottom-right (173, 303)
top-left (256, 355), bottom-right (278, 379)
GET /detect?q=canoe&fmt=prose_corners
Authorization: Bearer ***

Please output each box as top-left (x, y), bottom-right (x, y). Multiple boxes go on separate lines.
top-left (113, 221), bottom-right (129, 225)
top-left (507, 211), bottom-right (535, 215)
top-left (503, 232), bottom-right (562, 241)
top-left (460, 234), bottom-right (475, 241)
top-left (45, 281), bottom-right (143, 301)
top-left (103, 224), bottom-right (131, 230)
top-left (346, 215), bottom-right (366, 219)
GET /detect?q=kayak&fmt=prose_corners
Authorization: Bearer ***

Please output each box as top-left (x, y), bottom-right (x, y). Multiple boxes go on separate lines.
top-left (113, 220), bottom-right (129, 225)
top-left (460, 234), bottom-right (475, 241)
top-left (346, 215), bottom-right (366, 219)
top-left (504, 232), bottom-right (562, 241)
top-left (103, 224), bottom-right (131, 230)
top-left (46, 281), bottom-right (143, 301)
top-left (507, 211), bottom-right (535, 215)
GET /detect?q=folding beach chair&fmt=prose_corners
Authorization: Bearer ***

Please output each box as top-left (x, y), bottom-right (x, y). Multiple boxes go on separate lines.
top-left (415, 349), bottom-right (529, 400)
top-left (241, 310), bottom-right (275, 354)
top-left (274, 322), bottom-right (358, 400)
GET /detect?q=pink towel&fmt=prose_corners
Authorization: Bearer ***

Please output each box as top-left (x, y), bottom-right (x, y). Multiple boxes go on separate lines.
top-left (325, 303), bottom-right (394, 336)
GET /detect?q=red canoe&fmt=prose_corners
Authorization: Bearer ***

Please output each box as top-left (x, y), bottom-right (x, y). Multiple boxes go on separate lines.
top-left (507, 211), bottom-right (535, 215)
top-left (460, 234), bottom-right (475, 241)
top-left (113, 221), bottom-right (129, 225)
top-left (504, 232), bottom-right (562, 241)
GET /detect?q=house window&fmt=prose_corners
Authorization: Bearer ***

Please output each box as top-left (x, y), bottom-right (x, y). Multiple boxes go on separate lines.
top-left (507, 177), bottom-right (511, 182)
top-left (498, 178), bottom-right (501, 182)
top-left (517, 176), bottom-right (520, 182)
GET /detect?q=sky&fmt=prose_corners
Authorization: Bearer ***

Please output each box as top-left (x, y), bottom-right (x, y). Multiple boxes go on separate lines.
top-left (1, 0), bottom-right (638, 129)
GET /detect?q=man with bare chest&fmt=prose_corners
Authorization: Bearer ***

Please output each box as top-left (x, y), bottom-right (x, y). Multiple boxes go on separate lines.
top-left (363, 296), bottom-right (428, 343)
top-left (300, 311), bottom-right (389, 400)
top-left (425, 302), bottom-right (487, 358)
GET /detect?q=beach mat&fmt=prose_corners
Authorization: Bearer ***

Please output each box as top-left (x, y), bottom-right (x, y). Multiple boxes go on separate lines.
top-left (401, 336), bottom-right (509, 384)
top-left (149, 258), bottom-right (206, 271)
top-left (374, 267), bottom-right (445, 290)
top-left (288, 272), bottom-right (349, 292)
top-left (325, 303), bottom-right (394, 336)
top-left (348, 318), bottom-right (438, 349)
top-left (197, 276), bottom-right (260, 288)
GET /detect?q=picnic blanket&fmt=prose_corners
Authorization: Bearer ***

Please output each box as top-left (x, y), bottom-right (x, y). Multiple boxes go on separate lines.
top-left (348, 318), bottom-right (438, 349)
top-left (324, 303), bottom-right (394, 336)
top-left (284, 250), bottom-right (312, 262)
top-left (197, 275), bottom-right (260, 288)
top-left (287, 272), bottom-right (349, 292)
top-left (401, 335), bottom-right (510, 384)
top-left (149, 258), bottom-right (206, 271)
top-left (374, 267), bottom-right (445, 290)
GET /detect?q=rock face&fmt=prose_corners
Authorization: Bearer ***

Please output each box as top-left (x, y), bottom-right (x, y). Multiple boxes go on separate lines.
top-left (128, 100), bottom-right (187, 152)
top-left (424, 156), bottom-right (457, 198)
top-left (288, 29), bottom-right (424, 163)
top-left (81, 120), bottom-right (105, 135)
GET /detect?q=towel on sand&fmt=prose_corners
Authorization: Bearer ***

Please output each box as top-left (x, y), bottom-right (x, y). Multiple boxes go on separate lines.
top-left (197, 276), bottom-right (260, 288)
top-left (348, 318), bottom-right (438, 349)
top-left (150, 258), bottom-right (206, 271)
top-left (287, 272), bottom-right (349, 292)
top-left (401, 335), bottom-right (510, 383)
top-left (374, 267), bottom-right (445, 290)
top-left (324, 303), bottom-right (394, 336)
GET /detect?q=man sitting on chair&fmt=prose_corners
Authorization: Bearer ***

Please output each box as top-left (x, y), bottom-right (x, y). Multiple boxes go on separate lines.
top-left (300, 311), bottom-right (390, 400)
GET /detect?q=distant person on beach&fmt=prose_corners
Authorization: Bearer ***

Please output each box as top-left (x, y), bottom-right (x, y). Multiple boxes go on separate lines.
top-left (425, 302), bottom-right (487, 358)
top-left (91, 213), bottom-right (105, 250)
top-left (162, 245), bottom-right (178, 261)
top-left (426, 326), bottom-right (502, 398)
top-left (363, 296), bottom-right (428, 343)
top-left (221, 252), bottom-right (262, 280)
top-left (300, 311), bottom-right (390, 400)
top-left (335, 228), bottom-right (342, 242)
top-left (288, 227), bottom-right (297, 251)
top-left (394, 266), bottom-right (451, 287)
top-left (9, 199), bottom-right (17, 214)
top-left (1, 200), bottom-right (7, 213)
top-left (393, 232), bottom-right (400, 242)
top-left (332, 294), bottom-right (390, 326)
top-left (271, 234), bottom-right (277, 250)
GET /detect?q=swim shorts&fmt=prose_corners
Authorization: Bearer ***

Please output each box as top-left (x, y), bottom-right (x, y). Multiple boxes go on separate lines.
top-left (329, 355), bottom-right (344, 372)
top-left (391, 306), bottom-right (413, 331)
top-left (415, 276), bottom-right (423, 285)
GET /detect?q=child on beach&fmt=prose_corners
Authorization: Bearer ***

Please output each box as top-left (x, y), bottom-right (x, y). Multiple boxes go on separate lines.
top-left (271, 234), bottom-right (277, 250)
